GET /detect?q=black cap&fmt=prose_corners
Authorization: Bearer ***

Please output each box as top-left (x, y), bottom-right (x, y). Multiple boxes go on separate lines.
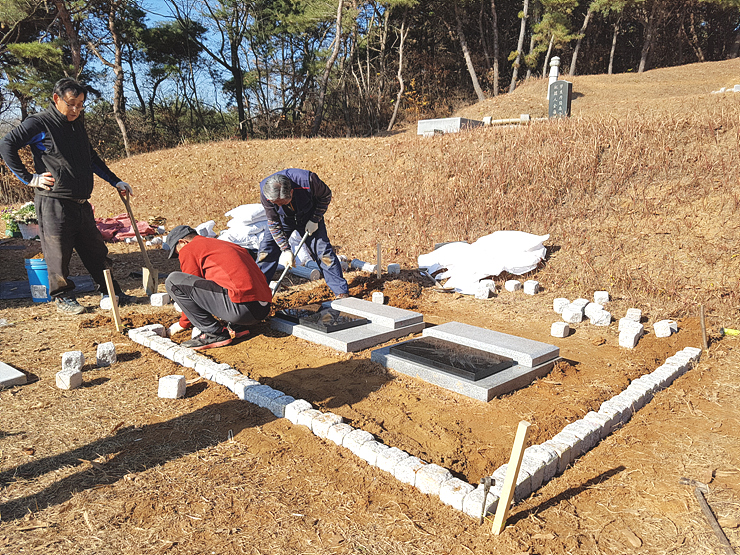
top-left (165, 225), bottom-right (196, 258)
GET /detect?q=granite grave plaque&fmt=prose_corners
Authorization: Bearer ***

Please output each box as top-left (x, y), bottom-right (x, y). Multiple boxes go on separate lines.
top-left (548, 80), bottom-right (572, 118)
top-left (277, 303), bottom-right (327, 323)
top-left (299, 308), bottom-right (369, 333)
top-left (389, 337), bottom-right (514, 382)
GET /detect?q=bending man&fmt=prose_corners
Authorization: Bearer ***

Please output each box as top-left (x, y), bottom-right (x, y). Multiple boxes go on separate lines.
top-left (0, 78), bottom-right (133, 314)
top-left (257, 169), bottom-right (349, 298)
top-left (165, 225), bottom-right (272, 350)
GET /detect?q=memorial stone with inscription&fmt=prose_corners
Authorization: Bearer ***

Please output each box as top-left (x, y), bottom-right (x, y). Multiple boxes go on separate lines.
top-left (548, 80), bottom-right (572, 118)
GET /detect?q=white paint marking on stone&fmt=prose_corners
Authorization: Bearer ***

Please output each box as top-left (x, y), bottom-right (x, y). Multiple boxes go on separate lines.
top-left (505, 280), bottom-right (522, 292)
top-left (158, 375), bottom-right (186, 398)
top-left (55, 368), bottom-right (82, 390)
top-left (96, 342), bottom-right (116, 367)
top-left (551, 322), bottom-right (570, 338)
top-left (62, 351), bottom-right (85, 372)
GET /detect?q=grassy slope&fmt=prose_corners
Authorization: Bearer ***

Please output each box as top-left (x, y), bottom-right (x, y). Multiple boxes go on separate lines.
top-left (88, 58), bottom-right (739, 325)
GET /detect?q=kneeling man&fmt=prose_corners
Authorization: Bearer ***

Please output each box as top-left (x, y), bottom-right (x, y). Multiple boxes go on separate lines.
top-left (165, 225), bottom-right (272, 350)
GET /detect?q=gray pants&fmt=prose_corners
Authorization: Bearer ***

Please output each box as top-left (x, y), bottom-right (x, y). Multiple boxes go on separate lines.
top-left (165, 272), bottom-right (270, 334)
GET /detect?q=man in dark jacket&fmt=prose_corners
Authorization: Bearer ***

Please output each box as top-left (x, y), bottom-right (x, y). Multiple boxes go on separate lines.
top-left (164, 225), bottom-right (272, 350)
top-left (257, 168), bottom-right (349, 298)
top-left (0, 78), bottom-right (133, 314)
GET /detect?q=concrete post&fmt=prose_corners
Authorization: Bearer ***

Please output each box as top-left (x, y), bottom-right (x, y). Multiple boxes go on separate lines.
top-left (547, 57), bottom-right (560, 100)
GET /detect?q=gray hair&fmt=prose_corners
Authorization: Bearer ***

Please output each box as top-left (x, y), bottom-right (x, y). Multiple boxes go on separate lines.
top-left (263, 174), bottom-right (293, 202)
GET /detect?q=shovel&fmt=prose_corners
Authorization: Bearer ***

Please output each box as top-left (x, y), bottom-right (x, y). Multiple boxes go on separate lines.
top-left (120, 191), bottom-right (158, 296)
top-left (270, 230), bottom-right (310, 298)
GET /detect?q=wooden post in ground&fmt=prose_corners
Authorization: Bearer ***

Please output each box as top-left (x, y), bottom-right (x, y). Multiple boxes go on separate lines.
top-left (491, 420), bottom-right (531, 535)
top-left (376, 243), bottom-right (382, 279)
top-left (700, 304), bottom-right (708, 350)
top-left (103, 269), bottom-right (124, 333)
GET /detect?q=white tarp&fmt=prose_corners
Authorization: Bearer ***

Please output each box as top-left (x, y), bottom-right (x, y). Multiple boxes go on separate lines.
top-left (418, 230), bottom-right (549, 294)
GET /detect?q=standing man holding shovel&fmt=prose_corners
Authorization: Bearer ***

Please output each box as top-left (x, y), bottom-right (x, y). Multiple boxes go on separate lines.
top-left (0, 78), bottom-right (133, 314)
top-left (257, 169), bottom-right (349, 299)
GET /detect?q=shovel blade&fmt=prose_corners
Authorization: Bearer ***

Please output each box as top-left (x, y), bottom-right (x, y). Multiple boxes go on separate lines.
top-left (142, 267), bottom-right (158, 296)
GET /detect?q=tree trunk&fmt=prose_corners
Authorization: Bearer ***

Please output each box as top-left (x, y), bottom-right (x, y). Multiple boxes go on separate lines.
top-left (569, 6), bottom-right (593, 76)
top-left (108, 8), bottom-right (130, 157)
top-left (387, 10), bottom-right (409, 131)
top-left (479, 2), bottom-right (491, 68)
top-left (525, 32), bottom-right (535, 80)
top-left (687, 11), bottom-right (705, 62)
top-left (731, 28), bottom-right (740, 58)
top-left (53, 0), bottom-right (82, 77)
top-left (509, 0), bottom-right (529, 93)
top-left (490, 0), bottom-right (500, 96)
top-left (311, 0), bottom-right (344, 137)
top-left (231, 39), bottom-right (247, 140)
top-left (542, 34), bottom-right (554, 78)
top-left (455, 2), bottom-right (485, 102)
top-left (638, 0), bottom-right (659, 73)
top-left (608, 19), bottom-right (620, 74)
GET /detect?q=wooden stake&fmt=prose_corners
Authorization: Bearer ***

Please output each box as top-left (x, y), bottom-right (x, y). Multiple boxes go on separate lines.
top-left (376, 242), bottom-right (382, 279)
top-left (103, 269), bottom-right (124, 333)
top-left (693, 488), bottom-right (736, 555)
top-left (700, 304), bottom-right (708, 350)
top-left (492, 420), bottom-right (531, 535)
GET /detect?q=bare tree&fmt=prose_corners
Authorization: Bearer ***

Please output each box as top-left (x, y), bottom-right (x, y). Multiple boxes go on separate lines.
top-left (509, 0), bottom-right (529, 92)
top-left (454, 2), bottom-right (485, 102)
top-left (490, 0), bottom-right (500, 95)
top-left (387, 9), bottom-right (409, 131)
top-left (569, 3), bottom-right (594, 76)
top-left (311, 0), bottom-right (344, 137)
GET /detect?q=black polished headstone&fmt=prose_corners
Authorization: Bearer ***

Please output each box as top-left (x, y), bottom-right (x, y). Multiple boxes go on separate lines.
top-left (299, 308), bottom-right (369, 333)
top-left (276, 303), bottom-right (326, 323)
top-left (389, 337), bottom-right (514, 382)
top-left (548, 80), bottom-right (573, 118)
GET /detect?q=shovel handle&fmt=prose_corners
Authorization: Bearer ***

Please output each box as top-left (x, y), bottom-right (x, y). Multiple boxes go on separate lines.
top-left (120, 192), bottom-right (155, 271)
top-left (271, 230), bottom-right (311, 298)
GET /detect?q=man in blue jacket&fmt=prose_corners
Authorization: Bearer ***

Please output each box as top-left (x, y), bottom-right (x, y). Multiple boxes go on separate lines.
top-left (257, 169), bottom-right (349, 298)
top-left (0, 78), bottom-right (133, 314)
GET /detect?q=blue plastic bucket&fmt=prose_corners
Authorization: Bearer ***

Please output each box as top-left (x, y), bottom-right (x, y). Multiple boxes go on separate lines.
top-left (24, 258), bottom-right (52, 303)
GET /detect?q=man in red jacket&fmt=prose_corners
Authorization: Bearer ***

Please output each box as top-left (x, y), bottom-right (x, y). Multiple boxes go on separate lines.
top-left (164, 225), bottom-right (272, 350)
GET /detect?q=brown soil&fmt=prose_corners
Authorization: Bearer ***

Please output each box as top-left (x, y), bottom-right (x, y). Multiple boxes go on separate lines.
top-left (1, 60), bottom-right (739, 554)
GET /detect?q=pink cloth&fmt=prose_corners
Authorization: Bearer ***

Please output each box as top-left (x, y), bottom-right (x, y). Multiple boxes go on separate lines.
top-left (95, 213), bottom-right (157, 242)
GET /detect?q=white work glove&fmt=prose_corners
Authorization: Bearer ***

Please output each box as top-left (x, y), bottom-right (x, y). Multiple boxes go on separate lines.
top-left (278, 249), bottom-right (295, 269)
top-left (115, 181), bottom-right (133, 196)
top-left (29, 172), bottom-right (54, 190)
top-left (305, 220), bottom-right (319, 235)
top-left (168, 322), bottom-right (185, 337)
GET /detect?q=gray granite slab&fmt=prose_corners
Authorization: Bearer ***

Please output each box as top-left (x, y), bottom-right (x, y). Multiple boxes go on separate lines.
top-left (271, 317), bottom-right (424, 353)
top-left (0, 361), bottom-right (27, 387)
top-left (372, 341), bottom-right (559, 402)
top-left (416, 117), bottom-right (483, 135)
top-left (422, 322), bottom-right (559, 368)
top-left (330, 297), bottom-right (423, 330)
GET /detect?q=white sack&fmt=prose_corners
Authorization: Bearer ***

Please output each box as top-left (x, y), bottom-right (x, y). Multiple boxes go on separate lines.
top-left (195, 220), bottom-right (217, 238)
top-left (218, 220), bottom-right (268, 250)
top-left (224, 204), bottom-right (267, 226)
top-left (418, 231), bottom-right (549, 295)
top-left (289, 230), bottom-right (313, 266)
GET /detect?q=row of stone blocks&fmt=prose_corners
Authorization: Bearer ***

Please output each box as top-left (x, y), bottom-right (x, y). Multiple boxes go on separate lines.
top-left (126, 323), bottom-right (700, 520)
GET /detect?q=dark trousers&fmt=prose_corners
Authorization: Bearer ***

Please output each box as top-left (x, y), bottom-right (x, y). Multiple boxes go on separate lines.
top-left (35, 195), bottom-right (122, 298)
top-left (257, 219), bottom-right (349, 296)
top-left (165, 272), bottom-right (270, 334)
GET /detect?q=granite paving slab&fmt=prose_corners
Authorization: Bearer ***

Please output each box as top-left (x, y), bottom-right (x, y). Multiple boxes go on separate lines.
top-left (0, 361), bottom-right (27, 387)
top-left (330, 297), bottom-right (423, 330)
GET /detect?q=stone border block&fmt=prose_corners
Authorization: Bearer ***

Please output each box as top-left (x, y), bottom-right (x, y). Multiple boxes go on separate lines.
top-left (524, 444), bottom-right (559, 483)
top-left (492, 463), bottom-right (531, 501)
top-left (96, 342), bottom-right (116, 367)
top-left (158, 375), bottom-right (186, 398)
top-left (542, 438), bottom-right (572, 475)
top-left (439, 478), bottom-right (475, 511)
top-left (519, 455), bottom-right (546, 491)
top-left (62, 351), bottom-right (85, 372)
top-left (358, 440), bottom-right (390, 466)
top-left (590, 310), bottom-right (612, 326)
top-left (387, 263), bottom-right (401, 275)
top-left (295, 408), bottom-right (322, 429)
top-left (377, 447), bottom-right (410, 474)
top-left (562, 305), bottom-right (583, 323)
top-left (625, 308), bottom-right (642, 322)
top-left (344, 429), bottom-right (374, 456)
top-left (267, 395), bottom-right (296, 418)
top-left (594, 291), bottom-right (610, 304)
top-left (654, 320), bottom-right (677, 338)
top-left (551, 322), bottom-right (569, 338)
top-left (619, 327), bottom-right (642, 348)
top-left (584, 303), bottom-right (604, 320)
top-left (462, 483), bottom-right (500, 518)
top-left (523, 280), bottom-right (540, 295)
top-left (56, 368), bottom-right (82, 390)
top-left (416, 464), bottom-right (453, 496)
top-left (553, 298), bottom-right (569, 314)
top-left (245, 384), bottom-right (284, 408)
top-left (505, 280), bottom-right (522, 292)
top-left (583, 411), bottom-right (612, 439)
top-left (572, 298), bottom-right (590, 310)
top-left (230, 376), bottom-right (260, 400)
top-left (284, 399), bottom-right (313, 424)
top-left (551, 430), bottom-right (582, 464)
top-left (327, 423), bottom-right (354, 445)
top-left (150, 292), bottom-right (170, 306)
top-left (394, 456), bottom-right (426, 486)
top-left (312, 412), bottom-right (343, 438)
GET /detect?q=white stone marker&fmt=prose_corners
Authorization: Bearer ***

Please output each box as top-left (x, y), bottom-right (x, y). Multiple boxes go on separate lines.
top-left (584, 303), bottom-right (604, 320)
top-left (158, 375), bottom-right (186, 398)
top-left (551, 322), bottom-right (570, 338)
top-left (62, 351), bottom-right (85, 372)
top-left (553, 298), bottom-right (570, 314)
top-left (372, 292), bottom-right (385, 304)
top-left (561, 305), bottom-right (584, 324)
top-left (351, 259), bottom-right (377, 273)
top-left (619, 327), bottom-right (642, 349)
top-left (523, 280), bottom-right (540, 295)
top-left (151, 292), bottom-right (170, 306)
top-left (56, 368), bottom-right (82, 390)
top-left (625, 308), bottom-right (642, 322)
top-left (96, 342), bottom-right (116, 366)
top-left (387, 263), bottom-right (401, 275)
top-left (594, 291), bottom-right (610, 304)
top-left (618, 318), bottom-right (643, 333)
top-left (505, 280), bottom-right (522, 292)
top-left (654, 320), bottom-right (677, 338)
top-left (571, 298), bottom-right (590, 311)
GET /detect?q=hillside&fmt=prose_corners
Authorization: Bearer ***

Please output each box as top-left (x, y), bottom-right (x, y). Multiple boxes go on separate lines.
top-left (1, 59), bottom-right (739, 555)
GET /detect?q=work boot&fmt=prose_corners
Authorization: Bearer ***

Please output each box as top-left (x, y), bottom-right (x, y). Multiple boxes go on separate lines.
top-left (117, 292), bottom-right (135, 306)
top-left (181, 328), bottom-right (232, 351)
top-left (227, 323), bottom-right (251, 340)
top-left (55, 296), bottom-right (85, 314)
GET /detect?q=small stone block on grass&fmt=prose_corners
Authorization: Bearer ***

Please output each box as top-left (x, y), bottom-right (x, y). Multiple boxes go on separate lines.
top-left (572, 298), bottom-right (590, 310)
top-left (619, 327), bottom-right (642, 348)
top-left (387, 263), bottom-right (401, 275)
top-left (475, 285), bottom-right (493, 300)
top-left (594, 291), bottom-right (610, 304)
top-left (312, 412), bottom-right (343, 438)
top-left (327, 423), bottom-right (354, 446)
top-left (62, 351), bottom-right (85, 372)
top-left (96, 342), bottom-right (116, 367)
top-left (343, 429), bottom-right (374, 456)
top-left (584, 303), bottom-right (604, 320)
top-left (284, 399), bottom-right (313, 424)
top-left (377, 447), bottom-right (410, 474)
top-left (439, 478), bottom-right (475, 511)
top-left (56, 368), bottom-right (82, 390)
top-left (561, 305), bottom-right (583, 324)
top-left (505, 280), bottom-right (522, 292)
top-left (371, 292), bottom-right (384, 304)
top-left (625, 308), bottom-right (642, 322)
top-left (590, 310), bottom-right (612, 326)
top-left (416, 464), bottom-right (453, 496)
top-left (553, 298), bottom-right (570, 314)
top-left (150, 292), bottom-right (170, 306)
top-left (523, 280), bottom-right (540, 295)
top-left (551, 322), bottom-right (570, 338)
top-left (158, 375), bottom-right (186, 398)
top-left (394, 456), bottom-right (426, 486)
top-left (358, 440), bottom-right (390, 466)
top-left (654, 320), bottom-right (677, 338)
top-left (267, 395), bottom-right (296, 418)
